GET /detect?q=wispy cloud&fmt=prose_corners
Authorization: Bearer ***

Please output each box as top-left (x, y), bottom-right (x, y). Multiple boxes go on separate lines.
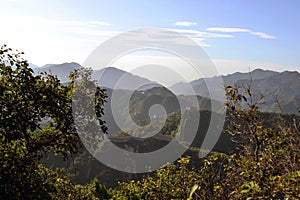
top-left (249, 31), bottom-right (277, 39)
top-left (206, 27), bottom-right (250, 33)
top-left (0, 14), bottom-right (117, 42)
top-left (170, 29), bottom-right (233, 38)
top-left (165, 28), bottom-right (234, 47)
top-left (206, 27), bottom-right (277, 39)
top-left (174, 21), bottom-right (197, 27)
top-left (30, 18), bottom-right (111, 27)
top-left (0, 15), bottom-right (111, 27)
top-left (0, 14), bottom-right (116, 65)
top-left (76, 29), bottom-right (121, 37)
top-left (86, 20), bottom-right (111, 26)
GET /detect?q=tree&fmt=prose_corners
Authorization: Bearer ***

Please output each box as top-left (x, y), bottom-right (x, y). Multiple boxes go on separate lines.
top-left (0, 45), bottom-right (107, 199)
top-left (111, 84), bottom-right (300, 199)
top-left (223, 84), bottom-right (300, 199)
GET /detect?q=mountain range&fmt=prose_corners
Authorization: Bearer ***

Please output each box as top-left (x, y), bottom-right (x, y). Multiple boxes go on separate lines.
top-left (170, 69), bottom-right (300, 113)
top-left (34, 62), bottom-right (299, 187)
top-left (33, 62), bottom-right (160, 90)
top-left (32, 62), bottom-right (300, 114)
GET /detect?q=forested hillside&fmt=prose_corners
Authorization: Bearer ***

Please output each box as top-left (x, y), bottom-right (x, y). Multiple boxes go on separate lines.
top-left (1, 46), bottom-right (299, 199)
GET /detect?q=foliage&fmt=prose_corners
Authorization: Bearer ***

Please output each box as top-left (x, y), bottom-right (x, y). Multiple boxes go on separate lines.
top-left (111, 154), bottom-right (226, 200)
top-left (111, 84), bottom-right (300, 199)
top-left (0, 45), bottom-right (108, 199)
top-left (223, 84), bottom-right (300, 199)
top-left (1, 44), bottom-right (299, 199)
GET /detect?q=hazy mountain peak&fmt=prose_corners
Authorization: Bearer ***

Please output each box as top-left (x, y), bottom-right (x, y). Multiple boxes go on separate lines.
top-left (33, 62), bottom-right (82, 82)
top-left (93, 67), bottom-right (161, 90)
top-left (41, 62), bottom-right (81, 69)
top-left (28, 63), bottom-right (39, 69)
top-left (101, 66), bottom-right (126, 72)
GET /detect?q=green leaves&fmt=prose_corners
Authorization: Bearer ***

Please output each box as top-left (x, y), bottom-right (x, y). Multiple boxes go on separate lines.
top-left (0, 45), bottom-right (108, 199)
top-left (223, 83), bottom-right (300, 199)
top-left (1, 44), bottom-right (299, 199)
top-left (109, 84), bottom-right (300, 199)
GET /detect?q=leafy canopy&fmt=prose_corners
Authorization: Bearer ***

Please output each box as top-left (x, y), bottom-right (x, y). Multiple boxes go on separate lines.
top-left (0, 45), bottom-right (108, 199)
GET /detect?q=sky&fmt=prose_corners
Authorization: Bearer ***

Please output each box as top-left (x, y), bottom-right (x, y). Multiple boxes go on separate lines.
top-left (0, 0), bottom-right (300, 81)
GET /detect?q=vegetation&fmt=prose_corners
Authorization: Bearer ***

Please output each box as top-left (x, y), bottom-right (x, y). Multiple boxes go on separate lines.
top-left (109, 85), bottom-right (300, 199)
top-left (223, 84), bottom-right (300, 199)
top-left (0, 45), bottom-right (108, 199)
top-left (1, 45), bottom-right (299, 199)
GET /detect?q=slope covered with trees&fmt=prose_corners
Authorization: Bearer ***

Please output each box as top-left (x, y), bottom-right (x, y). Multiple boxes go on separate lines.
top-left (1, 45), bottom-right (299, 199)
top-left (111, 85), bottom-right (300, 199)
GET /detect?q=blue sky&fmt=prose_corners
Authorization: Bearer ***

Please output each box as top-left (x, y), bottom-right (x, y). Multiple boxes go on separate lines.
top-left (0, 0), bottom-right (299, 77)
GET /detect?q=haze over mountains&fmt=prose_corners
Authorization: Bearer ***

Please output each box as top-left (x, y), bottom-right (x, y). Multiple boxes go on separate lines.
top-left (170, 69), bottom-right (279, 95)
top-left (32, 62), bottom-right (300, 114)
top-left (33, 62), bottom-right (299, 186)
top-left (33, 62), bottom-right (160, 90)
top-left (170, 69), bottom-right (300, 113)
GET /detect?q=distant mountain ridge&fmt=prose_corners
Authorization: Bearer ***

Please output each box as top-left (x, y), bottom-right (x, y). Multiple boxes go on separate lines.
top-left (170, 69), bottom-right (300, 114)
top-left (32, 62), bottom-right (300, 114)
top-left (169, 69), bottom-right (279, 95)
top-left (33, 62), bottom-right (160, 90)
top-left (33, 62), bottom-right (81, 82)
top-left (91, 67), bottom-right (161, 90)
